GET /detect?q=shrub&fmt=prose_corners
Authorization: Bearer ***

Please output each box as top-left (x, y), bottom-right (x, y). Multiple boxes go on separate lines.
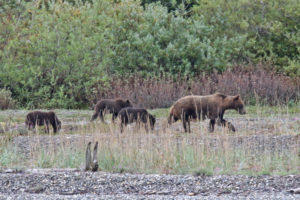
top-left (192, 0), bottom-right (300, 73)
top-left (0, 0), bottom-right (299, 108)
top-left (0, 1), bottom-right (110, 108)
top-left (0, 88), bottom-right (15, 110)
top-left (93, 66), bottom-right (300, 108)
top-left (0, 0), bottom-right (244, 108)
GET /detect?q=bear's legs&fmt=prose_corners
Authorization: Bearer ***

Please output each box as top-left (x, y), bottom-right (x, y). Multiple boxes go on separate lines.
top-left (99, 110), bottom-right (106, 123)
top-left (144, 122), bottom-right (149, 132)
top-left (112, 112), bottom-right (118, 123)
top-left (27, 122), bottom-right (35, 131)
top-left (120, 123), bottom-right (125, 133)
top-left (182, 112), bottom-right (188, 132)
top-left (44, 121), bottom-right (50, 133)
top-left (182, 117), bottom-right (191, 133)
top-left (187, 119), bottom-right (191, 133)
top-left (209, 119), bottom-right (215, 132)
top-left (120, 115), bottom-right (128, 133)
top-left (147, 116), bottom-right (155, 131)
top-left (52, 121), bottom-right (57, 133)
top-left (182, 119), bottom-right (187, 132)
top-left (136, 121), bottom-right (141, 129)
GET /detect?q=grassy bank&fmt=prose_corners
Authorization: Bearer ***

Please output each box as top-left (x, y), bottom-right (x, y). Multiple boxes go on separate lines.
top-left (0, 106), bottom-right (299, 175)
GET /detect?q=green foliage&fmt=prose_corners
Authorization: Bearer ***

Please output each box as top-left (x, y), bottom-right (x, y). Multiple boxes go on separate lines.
top-left (0, 0), bottom-right (299, 108)
top-left (193, 0), bottom-right (300, 70)
top-left (0, 0), bottom-right (243, 108)
top-left (285, 60), bottom-right (300, 78)
top-left (141, 0), bottom-right (197, 13)
top-left (108, 2), bottom-right (243, 76)
top-left (1, 1), bottom-right (110, 108)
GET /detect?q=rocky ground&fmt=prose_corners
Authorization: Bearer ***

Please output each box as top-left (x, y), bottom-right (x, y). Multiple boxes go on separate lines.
top-left (0, 169), bottom-right (299, 200)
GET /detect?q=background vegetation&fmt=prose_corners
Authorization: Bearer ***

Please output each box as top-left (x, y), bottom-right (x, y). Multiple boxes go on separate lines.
top-left (0, 0), bottom-right (299, 108)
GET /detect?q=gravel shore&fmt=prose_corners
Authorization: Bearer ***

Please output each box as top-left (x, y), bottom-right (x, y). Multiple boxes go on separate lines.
top-left (0, 169), bottom-right (299, 199)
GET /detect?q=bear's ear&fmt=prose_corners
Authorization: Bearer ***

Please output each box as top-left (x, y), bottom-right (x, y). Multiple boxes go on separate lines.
top-left (126, 99), bottom-right (130, 103)
top-left (233, 95), bottom-right (240, 101)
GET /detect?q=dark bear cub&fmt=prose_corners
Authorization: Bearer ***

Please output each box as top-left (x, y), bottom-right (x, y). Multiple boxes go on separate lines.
top-left (91, 98), bottom-right (132, 123)
top-left (25, 111), bottom-right (61, 133)
top-left (118, 107), bottom-right (156, 133)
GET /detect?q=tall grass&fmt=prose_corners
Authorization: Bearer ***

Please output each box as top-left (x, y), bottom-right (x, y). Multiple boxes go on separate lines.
top-left (0, 108), bottom-right (299, 175)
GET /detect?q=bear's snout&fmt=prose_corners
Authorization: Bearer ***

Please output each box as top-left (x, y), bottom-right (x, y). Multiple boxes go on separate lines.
top-left (239, 108), bottom-right (246, 115)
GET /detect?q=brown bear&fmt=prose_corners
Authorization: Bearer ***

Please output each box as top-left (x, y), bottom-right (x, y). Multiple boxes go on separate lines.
top-left (25, 111), bottom-right (62, 133)
top-left (168, 93), bottom-right (246, 133)
top-left (118, 107), bottom-right (156, 133)
top-left (90, 98), bottom-right (133, 123)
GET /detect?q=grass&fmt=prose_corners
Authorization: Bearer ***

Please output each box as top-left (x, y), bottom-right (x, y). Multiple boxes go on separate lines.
top-left (149, 104), bottom-right (300, 119)
top-left (0, 105), bottom-right (299, 175)
top-left (0, 104), bottom-right (299, 123)
top-left (0, 132), bottom-right (298, 175)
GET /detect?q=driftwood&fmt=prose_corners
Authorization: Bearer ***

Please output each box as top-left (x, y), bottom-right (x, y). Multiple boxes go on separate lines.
top-left (85, 142), bottom-right (92, 171)
top-left (85, 141), bottom-right (98, 172)
top-left (91, 142), bottom-right (99, 172)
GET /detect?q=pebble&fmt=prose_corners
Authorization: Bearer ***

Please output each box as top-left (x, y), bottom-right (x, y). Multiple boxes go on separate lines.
top-left (0, 170), bottom-right (299, 199)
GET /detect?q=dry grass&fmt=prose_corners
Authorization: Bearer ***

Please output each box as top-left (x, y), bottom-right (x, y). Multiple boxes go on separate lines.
top-left (0, 107), bottom-right (299, 175)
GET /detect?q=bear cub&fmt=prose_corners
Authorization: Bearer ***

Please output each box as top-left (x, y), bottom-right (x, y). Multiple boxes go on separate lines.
top-left (118, 107), bottom-right (156, 133)
top-left (25, 111), bottom-right (61, 133)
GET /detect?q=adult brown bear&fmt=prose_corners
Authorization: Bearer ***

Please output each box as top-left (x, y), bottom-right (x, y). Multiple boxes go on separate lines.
top-left (168, 93), bottom-right (246, 133)
top-left (90, 99), bottom-right (133, 123)
top-left (118, 107), bottom-right (156, 133)
top-left (25, 111), bottom-right (62, 133)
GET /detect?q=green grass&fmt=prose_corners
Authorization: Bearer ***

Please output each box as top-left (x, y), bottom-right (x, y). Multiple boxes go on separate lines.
top-left (34, 148), bottom-right (84, 168)
top-left (0, 144), bottom-right (26, 169)
top-left (0, 104), bottom-right (299, 123)
top-left (148, 108), bottom-right (169, 118)
top-left (149, 104), bottom-right (300, 119)
top-left (243, 104), bottom-right (300, 116)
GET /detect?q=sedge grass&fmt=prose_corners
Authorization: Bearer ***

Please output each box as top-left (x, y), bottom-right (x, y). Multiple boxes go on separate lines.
top-left (0, 106), bottom-right (299, 175)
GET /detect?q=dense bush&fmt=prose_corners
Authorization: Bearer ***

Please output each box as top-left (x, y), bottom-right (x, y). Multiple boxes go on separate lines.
top-left (1, 1), bottom-right (110, 108)
top-left (108, 2), bottom-right (244, 76)
top-left (141, 0), bottom-right (197, 13)
top-left (0, 0), bottom-right (299, 108)
top-left (192, 0), bottom-right (300, 75)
